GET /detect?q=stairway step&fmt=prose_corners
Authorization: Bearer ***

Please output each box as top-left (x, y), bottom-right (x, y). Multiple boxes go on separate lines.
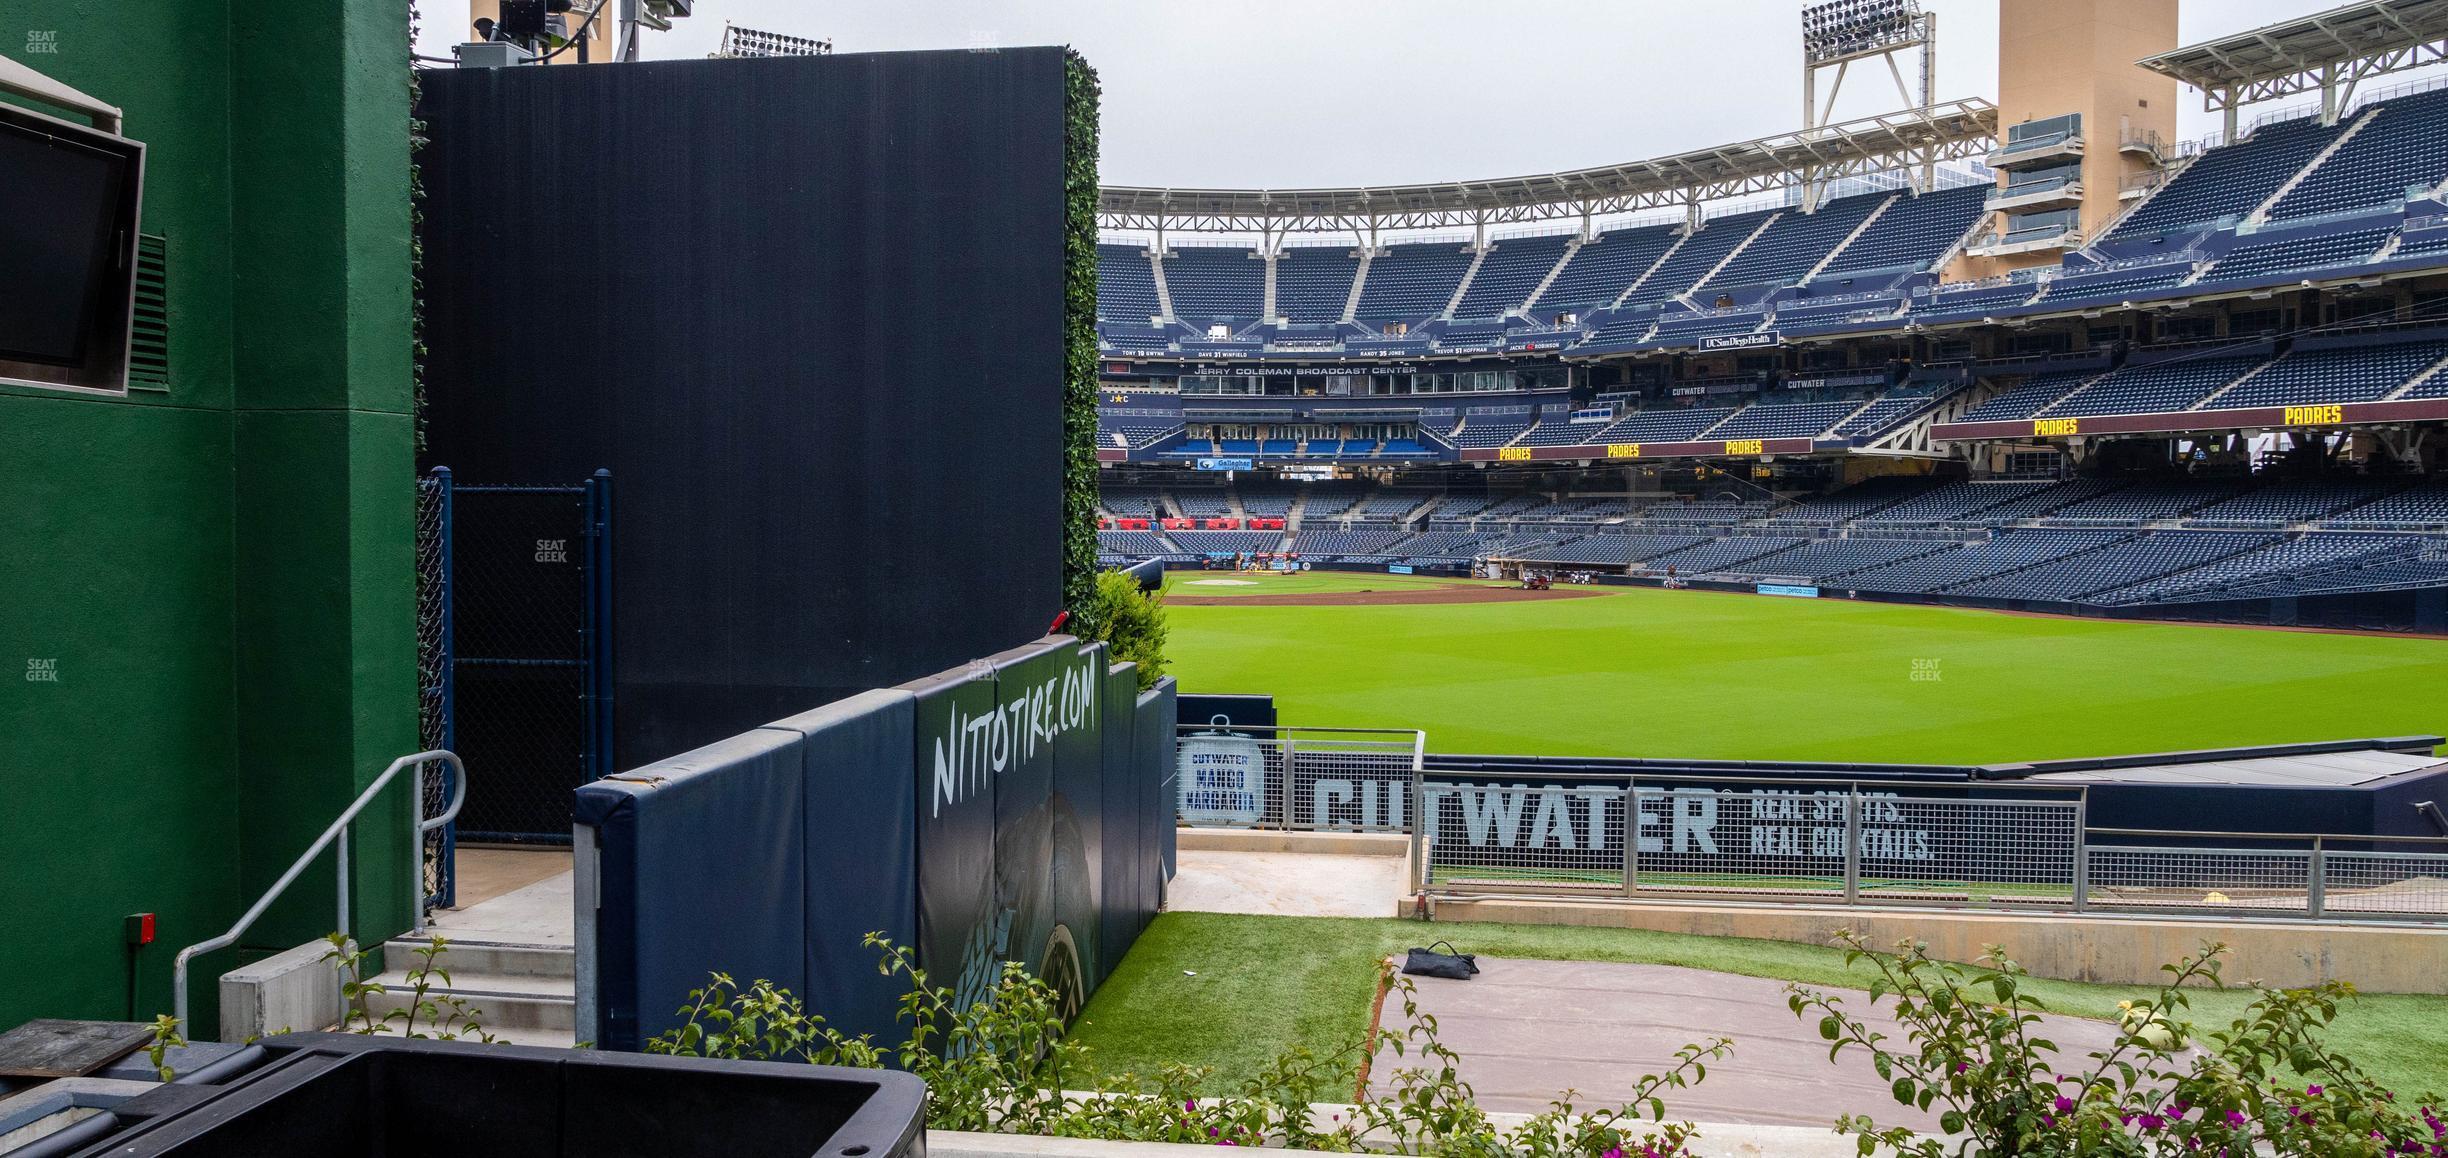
top-left (471, 1024), bottom-right (579, 1049)
top-left (385, 938), bottom-right (574, 981)
top-left (365, 970), bottom-right (575, 1032)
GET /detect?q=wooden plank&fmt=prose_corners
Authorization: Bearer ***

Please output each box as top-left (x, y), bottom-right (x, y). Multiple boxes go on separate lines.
top-left (0, 1019), bottom-right (159, 1078)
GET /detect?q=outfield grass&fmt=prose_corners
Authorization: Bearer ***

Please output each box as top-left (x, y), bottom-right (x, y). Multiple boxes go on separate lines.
top-left (1070, 912), bottom-right (2448, 1100)
top-left (1163, 582), bottom-right (2448, 762)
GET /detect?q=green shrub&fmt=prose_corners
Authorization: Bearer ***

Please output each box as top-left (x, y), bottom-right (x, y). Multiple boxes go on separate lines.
top-left (647, 937), bottom-right (1720, 1155)
top-left (1072, 569), bottom-right (1168, 690)
top-left (1790, 933), bottom-right (2447, 1157)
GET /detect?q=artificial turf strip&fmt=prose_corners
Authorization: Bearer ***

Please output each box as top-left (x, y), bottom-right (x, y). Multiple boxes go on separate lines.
top-left (1163, 583), bottom-right (2448, 762)
top-left (1069, 912), bottom-right (2448, 1101)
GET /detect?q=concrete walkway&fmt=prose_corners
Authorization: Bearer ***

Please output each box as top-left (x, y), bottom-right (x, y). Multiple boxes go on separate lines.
top-left (430, 868), bottom-right (574, 947)
top-left (448, 846), bottom-right (572, 909)
top-left (1165, 831), bottom-right (1413, 919)
top-left (1373, 956), bottom-right (2133, 1131)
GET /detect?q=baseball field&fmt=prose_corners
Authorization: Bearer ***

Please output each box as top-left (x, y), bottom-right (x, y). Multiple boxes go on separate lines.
top-left (1159, 571), bottom-right (2448, 762)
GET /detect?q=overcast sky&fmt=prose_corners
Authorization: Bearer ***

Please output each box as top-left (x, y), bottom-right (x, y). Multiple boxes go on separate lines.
top-left (417, 1), bottom-right (2446, 190)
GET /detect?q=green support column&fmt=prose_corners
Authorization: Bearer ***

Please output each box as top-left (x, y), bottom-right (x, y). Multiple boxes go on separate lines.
top-left (228, 0), bottom-right (420, 955)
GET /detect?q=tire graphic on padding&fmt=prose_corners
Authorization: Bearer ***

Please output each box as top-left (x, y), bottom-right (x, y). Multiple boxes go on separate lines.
top-left (1038, 924), bottom-right (1087, 1023)
top-left (1046, 796), bottom-right (1099, 1004)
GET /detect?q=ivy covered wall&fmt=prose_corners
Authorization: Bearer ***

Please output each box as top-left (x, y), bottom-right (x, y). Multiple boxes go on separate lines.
top-left (1063, 50), bottom-right (1102, 612)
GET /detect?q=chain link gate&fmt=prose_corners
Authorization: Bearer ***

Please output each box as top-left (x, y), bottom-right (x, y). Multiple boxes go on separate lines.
top-left (417, 467), bottom-right (614, 849)
top-left (415, 469), bottom-right (458, 908)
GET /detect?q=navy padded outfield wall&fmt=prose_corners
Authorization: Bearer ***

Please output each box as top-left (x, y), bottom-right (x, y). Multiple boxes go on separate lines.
top-left (418, 49), bottom-right (1071, 772)
top-left (578, 643), bottom-right (1173, 1052)
top-left (918, 638), bottom-right (1126, 1020)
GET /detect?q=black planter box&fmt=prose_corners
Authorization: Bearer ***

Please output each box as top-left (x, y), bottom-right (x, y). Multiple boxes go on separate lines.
top-left (64, 1034), bottom-right (924, 1158)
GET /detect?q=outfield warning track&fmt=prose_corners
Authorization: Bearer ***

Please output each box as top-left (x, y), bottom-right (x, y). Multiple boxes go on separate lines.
top-left (1167, 585), bottom-right (1606, 607)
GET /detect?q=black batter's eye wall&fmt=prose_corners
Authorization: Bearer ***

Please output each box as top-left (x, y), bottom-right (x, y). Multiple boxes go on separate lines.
top-left (417, 49), bottom-right (1072, 768)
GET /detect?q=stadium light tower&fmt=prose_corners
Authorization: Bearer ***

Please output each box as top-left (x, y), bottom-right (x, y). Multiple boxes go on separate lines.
top-left (715, 23), bottom-right (833, 59)
top-left (1800, 0), bottom-right (1937, 128)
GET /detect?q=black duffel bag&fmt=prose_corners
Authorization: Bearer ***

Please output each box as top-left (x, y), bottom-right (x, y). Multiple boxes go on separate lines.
top-left (1401, 940), bottom-right (1479, 980)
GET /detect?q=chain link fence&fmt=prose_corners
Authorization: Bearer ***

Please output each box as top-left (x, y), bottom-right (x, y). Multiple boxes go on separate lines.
top-left (414, 468), bottom-right (456, 908)
top-left (450, 482), bottom-right (598, 843)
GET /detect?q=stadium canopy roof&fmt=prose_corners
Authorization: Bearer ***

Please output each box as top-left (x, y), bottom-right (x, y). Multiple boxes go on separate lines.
top-left (2136, 0), bottom-right (2448, 129)
top-left (1099, 99), bottom-right (1997, 236)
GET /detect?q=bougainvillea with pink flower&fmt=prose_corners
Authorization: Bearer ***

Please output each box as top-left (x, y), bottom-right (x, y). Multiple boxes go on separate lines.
top-left (1788, 932), bottom-right (2445, 1157)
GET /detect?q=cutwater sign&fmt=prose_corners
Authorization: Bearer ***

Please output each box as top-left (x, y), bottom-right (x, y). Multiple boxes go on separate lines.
top-left (1178, 719), bottom-right (1265, 824)
top-left (1422, 782), bottom-right (1953, 873)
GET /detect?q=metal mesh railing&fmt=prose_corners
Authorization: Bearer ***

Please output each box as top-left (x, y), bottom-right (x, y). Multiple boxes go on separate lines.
top-left (1409, 794), bottom-right (2448, 922)
top-left (1420, 783), bottom-right (1627, 891)
top-left (1868, 795), bottom-right (2079, 903)
top-left (1180, 724), bottom-right (2448, 926)
top-left (2081, 832), bottom-right (2448, 920)
top-left (1419, 777), bottom-right (2087, 906)
top-left (1176, 724), bottom-right (1424, 831)
top-left (2322, 849), bottom-right (2448, 916)
top-left (2084, 845), bottom-right (2314, 915)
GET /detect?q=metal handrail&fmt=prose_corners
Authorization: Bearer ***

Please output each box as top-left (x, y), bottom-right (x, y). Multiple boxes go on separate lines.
top-left (2087, 826), bottom-right (2448, 845)
top-left (171, 749), bottom-right (466, 1031)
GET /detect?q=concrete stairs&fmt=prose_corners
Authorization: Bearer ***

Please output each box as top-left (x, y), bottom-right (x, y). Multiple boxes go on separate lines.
top-left (2088, 151), bottom-right (2201, 244)
top-left (1612, 230), bottom-right (1691, 307)
top-left (2246, 106), bottom-right (2383, 226)
top-left (1442, 245), bottom-right (1489, 319)
top-left (1678, 211), bottom-right (1784, 305)
top-left (1517, 235), bottom-right (1583, 319)
top-left (2383, 349), bottom-right (2448, 400)
top-left (370, 938), bottom-right (576, 1048)
top-left (1341, 248), bottom-right (1373, 323)
top-left (1260, 247), bottom-right (1280, 321)
top-left (1148, 248), bottom-right (1174, 320)
top-left (2189, 355), bottom-right (2282, 410)
top-left (1822, 396), bottom-right (1883, 438)
top-left (1803, 193), bottom-right (1899, 282)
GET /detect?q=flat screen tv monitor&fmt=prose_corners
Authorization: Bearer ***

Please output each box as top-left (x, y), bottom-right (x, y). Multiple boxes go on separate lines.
top-left (0, 101), bottom-right (144, 395)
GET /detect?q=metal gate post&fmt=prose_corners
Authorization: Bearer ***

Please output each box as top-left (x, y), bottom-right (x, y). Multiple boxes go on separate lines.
top-left (1622, 777), bottom-right (1640, 898)
top-left (581, 469), bottom-right (616, 782)
top-left (1279, 731), bottom-right (1296, 830)
top-left (2308, 837), bottom-right (2326, 918)
top-left (1408, 764), bottom-right (1427, 893)
top-left (2071, 791), bottom-right (2089, 913)
top-left (1842, 787), bottom-right (1861, 905)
